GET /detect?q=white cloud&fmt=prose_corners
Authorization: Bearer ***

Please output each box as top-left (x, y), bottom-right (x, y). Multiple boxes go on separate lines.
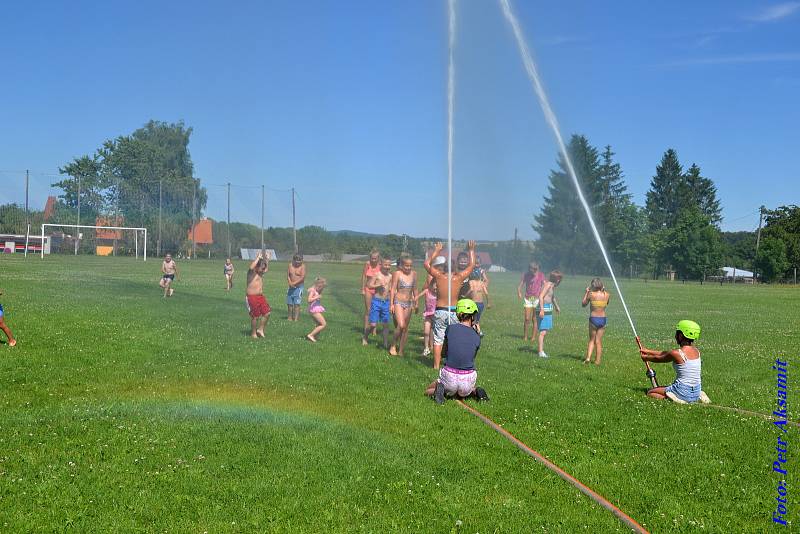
top-left (661, 52), bottom-right (800, 67)
top-left (745, 2), bottom-right (800, 22)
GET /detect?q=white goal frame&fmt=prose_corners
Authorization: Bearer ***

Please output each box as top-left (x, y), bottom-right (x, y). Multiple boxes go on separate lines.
top-left (41, 223), bottom-right (148, 261)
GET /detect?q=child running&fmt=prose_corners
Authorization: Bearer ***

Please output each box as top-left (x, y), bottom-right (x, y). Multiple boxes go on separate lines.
top-left (424, 299), bottom-right (489, 404)
top-left (639, 320), bottom-right (711, 404)
top-left (0, 289), bottom-right (17, 347)
top-left (416, 277), bottom-right (438, 357)
top-left (389, 255), bottom-right (417, 356)
top-left (517, 261), bottom-right (545, 342)
top-left (363, 258), bottom-right (393, 349)
top-left (581, 278), bottom-right (610, 365)
top-left (245, 252), bottom-right (271, 338)
top-left (536, 270), bottom-right (562, 358)
top-left (160, 253), bottom-right (178, 297)
top-left (361, 250), bottom-right (382, 336)
top-left (306, 277), bottom-right (327, 342)
top-left (287, 253), bottom-right (306, 321)
top-left (224, 258), bottom-right (235, 291)
top-left (423, 241), bottom-right (476, 370)
top-left (466, 270), bottom-right (489, 336)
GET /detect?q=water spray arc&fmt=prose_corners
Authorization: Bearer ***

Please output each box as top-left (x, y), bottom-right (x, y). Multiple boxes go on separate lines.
top-left (497, 0), bottom-right (657, 387)
top-left (447, 0), bottom-right (456, 319)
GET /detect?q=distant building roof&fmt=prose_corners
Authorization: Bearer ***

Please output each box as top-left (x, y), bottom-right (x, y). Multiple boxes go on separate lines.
top-left (43, 196), bottom-right (57, 221)
top-left (722, 266), bottom-right (754, 278)
top-left (188, 219), bottom-right (213, 244)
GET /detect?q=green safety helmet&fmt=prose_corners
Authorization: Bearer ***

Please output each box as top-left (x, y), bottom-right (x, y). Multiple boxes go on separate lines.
top-left (456, 299), bottom-right (479, 315)
top-left (676, 320), bottom-right (701, 340)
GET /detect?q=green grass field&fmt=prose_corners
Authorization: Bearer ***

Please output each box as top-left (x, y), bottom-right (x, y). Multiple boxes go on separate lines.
top-left (0, 255), bottom-right (797, 532)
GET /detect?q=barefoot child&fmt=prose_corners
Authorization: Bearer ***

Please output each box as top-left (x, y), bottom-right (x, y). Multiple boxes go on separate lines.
top-left (423, 241), bottom-right (476, 370)
top-left (389, 255), bottom-right (417, 356)
top-left (518, 262), bottom-right (545, 342)
top-left (306, 277), bottom-right (327, 342)
top-left (224, 258), bottom-right (235, 291)
top-left (581, 278), bottom-right (609, 365)
top-left (639, 320), bottom-right (711, 404)
top-left (0, 290), bottom-right (17, 347)
top-left (536, 270), bottom-right (562, 358)
top-left (287, 254), bottom-right (306, 321)
top-left (160, 254), bottom-right (178, 297)
top-left (245, 252), bottom-right (271, 338)
top-left (466, 271), bottom-right (488, 336)
top-left (416, 277), bottom-right (438, 356)
top-left (424, 299), bottom-right (489, 404)
top-left (363, 259), bottom-right (393, 349)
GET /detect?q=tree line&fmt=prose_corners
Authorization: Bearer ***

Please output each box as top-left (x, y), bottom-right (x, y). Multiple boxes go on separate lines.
top-left (533, 134), bottom-right (798, 283)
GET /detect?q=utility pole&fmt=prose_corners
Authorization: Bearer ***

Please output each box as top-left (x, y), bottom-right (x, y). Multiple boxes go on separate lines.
top-left (75, 174), bottom-right (82, 255)
top-left (754, 205), bottom-right (765, 283)
top-left (292, 187), bottom-right (297, 253)
top-left (227, 182), bottom-right (231, 258)
top-left (24, 170), bottom-right (30, 257)
top-left (157, 179), bottom-right (163, 256)
top-left (113, 178), bottom-right (120, 256)
top-left (261, 184), bottom-right (265, 252)
top-left (191, 179), bottom-right (197, 260)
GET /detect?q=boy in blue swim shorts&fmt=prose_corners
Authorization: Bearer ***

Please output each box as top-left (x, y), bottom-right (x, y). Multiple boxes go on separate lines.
top-left (536, 270), bottom-right (562, 358)
top-left (362, 259), bottom-right (393, 349)
top-left (286, 254), bottom-right (306, 321)
top-left (0, 290), bottom-right (17, 347)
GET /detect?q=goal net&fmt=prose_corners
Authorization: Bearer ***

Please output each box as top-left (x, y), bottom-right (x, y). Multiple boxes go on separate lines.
top-left (40, 223), bottom-right (148, 260)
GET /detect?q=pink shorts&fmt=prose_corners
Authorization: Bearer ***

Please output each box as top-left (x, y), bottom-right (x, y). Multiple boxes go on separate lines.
top-left (309, 305), bottom-right (325, 314)
top-left (438, 367), bottom-right (477, 398)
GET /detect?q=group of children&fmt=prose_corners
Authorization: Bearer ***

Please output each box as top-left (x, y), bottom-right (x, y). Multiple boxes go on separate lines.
top-left (242, 252), bottom-right (328, 342)
top-left (147, 248), bottom-right (708, 407)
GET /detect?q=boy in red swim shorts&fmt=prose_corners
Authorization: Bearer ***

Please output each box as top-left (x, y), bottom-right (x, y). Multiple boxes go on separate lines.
top-left (246, 252), bottom-right (271, 338)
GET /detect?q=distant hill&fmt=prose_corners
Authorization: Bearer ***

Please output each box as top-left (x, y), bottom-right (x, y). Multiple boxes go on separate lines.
top-left (329, 229), bottom-right (386, 238)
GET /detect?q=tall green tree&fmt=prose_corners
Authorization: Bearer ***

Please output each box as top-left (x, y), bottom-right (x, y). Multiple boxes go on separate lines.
top-left (53, 120), bottom-right (207, 253)
top-left (54, 155), bottom-right (108, 221)
top-left (683, 163), bottom-right (722, 226)
top-left (755, 237), bottom-right (790, 283)
top-left (645, 148), bottom-right (683, 231)
top-left (661, 206), bottom-right (723, 280)
top-left (760, 205), bottom-right (800, 278)
top-left (534, 135), bottom-right (604, 274)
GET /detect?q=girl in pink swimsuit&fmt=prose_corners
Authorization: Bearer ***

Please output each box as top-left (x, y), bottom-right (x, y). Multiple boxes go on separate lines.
top-left (416, 277), bottom-right (438, 357)
top-left (306, 277), bottom-right (327, 342)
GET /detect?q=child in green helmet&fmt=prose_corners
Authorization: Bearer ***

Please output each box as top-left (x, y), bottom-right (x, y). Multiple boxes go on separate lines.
top-left (639, 320), bottom-right (710, 404)
top-left (424, 299), bottom-right (489, 404)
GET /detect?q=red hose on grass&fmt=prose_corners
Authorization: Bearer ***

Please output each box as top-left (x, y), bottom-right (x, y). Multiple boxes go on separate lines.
top-left (457, 400), bottom-right (650, 534)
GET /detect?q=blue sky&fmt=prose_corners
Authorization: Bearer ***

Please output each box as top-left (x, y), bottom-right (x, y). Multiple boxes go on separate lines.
top-left (1, 0), bottom-right (798, 240)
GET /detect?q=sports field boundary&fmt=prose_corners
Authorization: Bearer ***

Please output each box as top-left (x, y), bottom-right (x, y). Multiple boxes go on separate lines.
top-left (457, 400), bottom-right (649, 533)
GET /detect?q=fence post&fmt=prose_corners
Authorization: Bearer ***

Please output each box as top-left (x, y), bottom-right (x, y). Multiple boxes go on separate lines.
top-left (24, 170), bottom-right (30, 257)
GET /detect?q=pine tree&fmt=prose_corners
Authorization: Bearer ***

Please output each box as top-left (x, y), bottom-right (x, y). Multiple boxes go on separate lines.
top-left (645, 148), bottom-right (683, 231)
top-left (533, 135), bottom-right (604, 274)
top-left (683, 163), bottom-right (722, 227)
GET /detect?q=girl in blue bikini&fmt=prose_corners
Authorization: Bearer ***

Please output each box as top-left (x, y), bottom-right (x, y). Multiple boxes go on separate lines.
top-left (581, 278), bottom-right (609, 365)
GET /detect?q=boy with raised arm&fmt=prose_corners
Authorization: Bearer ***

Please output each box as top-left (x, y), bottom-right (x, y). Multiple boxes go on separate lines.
top-left (286, 253), bottom-right (306, 321)
top-left (160, 253), bottom-right (178, 297)
top-left (246, 252), bottom-right (271, 338)
top-left (423, 240), bottom-right (476, 370)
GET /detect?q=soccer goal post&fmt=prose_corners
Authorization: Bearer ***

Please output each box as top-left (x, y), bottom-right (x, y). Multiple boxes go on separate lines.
top-left (41, 223), bottom-right (148, 261)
